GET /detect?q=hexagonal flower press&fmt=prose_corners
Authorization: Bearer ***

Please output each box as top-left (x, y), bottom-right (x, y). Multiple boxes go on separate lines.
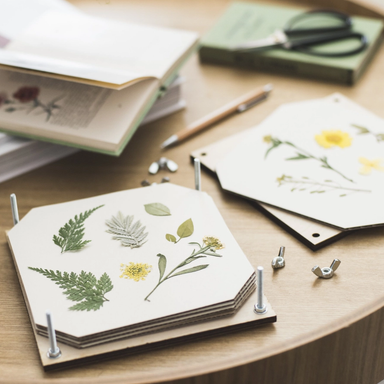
top-left (217, 94), bottom-right (384, 230)
top-left (7, 183), bottom-right (275, 368)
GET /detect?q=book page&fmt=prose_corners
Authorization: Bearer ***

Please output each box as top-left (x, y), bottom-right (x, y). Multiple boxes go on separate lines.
top-left (0, 0), bottom-right (78, 41)
top-left (5, 10), bottom-right (198, 85)
top-left (0, 69), bottom-right (159, 152)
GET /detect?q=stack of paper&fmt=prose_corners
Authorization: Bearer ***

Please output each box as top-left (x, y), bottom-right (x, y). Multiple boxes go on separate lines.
top-left (6, 184), bottom-right (275, 367)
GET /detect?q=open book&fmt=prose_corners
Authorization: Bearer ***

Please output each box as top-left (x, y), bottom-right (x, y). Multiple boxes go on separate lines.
top-left (0, 76), bottom-right (185, 183)
top-left (0, 0), bottom-right (199, 155)
top-left (6, 183), bottom-right (276, 369)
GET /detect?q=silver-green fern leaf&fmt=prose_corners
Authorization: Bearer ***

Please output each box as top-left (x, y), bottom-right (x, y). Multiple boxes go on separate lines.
top-left (106, 212), bottom-right (148, 249)
top-left (53, 205), bottom-right (104, 253)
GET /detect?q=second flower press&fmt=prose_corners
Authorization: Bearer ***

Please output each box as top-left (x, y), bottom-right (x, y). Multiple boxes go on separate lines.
top-left (216, 93), bottom-right (384, 230)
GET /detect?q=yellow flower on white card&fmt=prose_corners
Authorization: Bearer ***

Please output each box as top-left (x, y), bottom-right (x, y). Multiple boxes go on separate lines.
top-left (358, 157), bottom-right (384, 175)
top-left (120, 262), bottom-right (152, 282)
top-left (315, 130), bottom-right (352, 149)
top-left (203, 236), bottom-right (225, 250)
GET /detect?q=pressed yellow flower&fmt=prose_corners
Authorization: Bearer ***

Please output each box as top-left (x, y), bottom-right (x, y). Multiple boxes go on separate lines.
top-left (315, 130), bottom-right (352, 149)
top-left (276, 174), bottom-right (288, 186)
top-left (263, 135), bottom-right (272, 144)
top-left (120, 262), bottom-right (152, 282)
top-left (203, 236), bottom-right (225, 250)
top-left (358, 157), bottom-right (384, 175)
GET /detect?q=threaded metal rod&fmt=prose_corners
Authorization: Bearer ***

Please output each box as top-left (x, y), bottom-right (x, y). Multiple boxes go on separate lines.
top-left (10, 194), bottom-right (19, 226)
top-left (254, 266), bottom-right (267, 314)
top-left (194, 158), bottom-right (201, 191)
top-left (46, 311), bottom-right (61, 358)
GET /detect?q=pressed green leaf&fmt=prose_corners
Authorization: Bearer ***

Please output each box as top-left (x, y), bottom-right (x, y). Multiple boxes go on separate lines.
top-left (170, 264), bottom-right (208, 278)
top-left (106, 212), bottom-right (148, 248)
top-left (157, 254), bottom-right (167, 282)
top-left (53, 205), bottom-right (104, 253)
top-left (286, 155), bottom-right (309, 161)
top-left (351, 124), bottom-right (369, 134)
top-left (188, 241), bottom-right (201, 247)
top-left (28, 267), bottom-right (112, 311)
top-left (166, 234), bottom-right (176, 243)
top-left (202, 251), bottom-right (222, 257)
top-left (177, 218), bottom-right (194, 239)
top-left (144, 203), bottom-right (171, 216)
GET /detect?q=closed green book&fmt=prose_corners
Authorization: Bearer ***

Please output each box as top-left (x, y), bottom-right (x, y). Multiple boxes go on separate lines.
top-left (199, 2), bottom-right (383, 84)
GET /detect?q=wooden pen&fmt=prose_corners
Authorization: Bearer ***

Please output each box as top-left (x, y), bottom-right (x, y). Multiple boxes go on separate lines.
top-left (160, 83), bottom-right (273, 149)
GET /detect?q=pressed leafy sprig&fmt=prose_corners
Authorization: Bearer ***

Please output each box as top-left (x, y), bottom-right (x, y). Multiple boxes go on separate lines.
top-left (263, 135), bottom-right (354, 183)
top-left (166, 218), bottom-right (194, 244)
top-left (28, 267), bottom-right (113, 311)
top-left (144, 203), bottom-right (171, 216)
top-left (144, 237), bottom-right (223, 301)
top-left (106, 212), bottom-right (148, 249)
top-left (351, 124), bottom-right (384, 143)
top-left (53, 205), bottom-right (104, 253)
top-left (276, 174), bottom-right (371, 197)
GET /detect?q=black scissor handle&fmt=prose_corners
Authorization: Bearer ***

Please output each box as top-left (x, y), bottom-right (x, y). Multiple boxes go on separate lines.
top-left (286, 30), bottom-right (368, 57)
top-left (284, 9), bottom-right (352, 36)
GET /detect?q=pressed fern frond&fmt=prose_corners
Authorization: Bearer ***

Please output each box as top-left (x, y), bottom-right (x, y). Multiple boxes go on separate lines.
top-left (53, 205), bottom-right (104, 253)
top-left (28, 267), bottom-right (113, 311)
top-left (106, 212), bottom-right (148, 249)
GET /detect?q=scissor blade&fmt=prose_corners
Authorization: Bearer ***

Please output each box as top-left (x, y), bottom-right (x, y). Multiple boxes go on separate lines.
top-left (231, 30), bottom-right (288, 51)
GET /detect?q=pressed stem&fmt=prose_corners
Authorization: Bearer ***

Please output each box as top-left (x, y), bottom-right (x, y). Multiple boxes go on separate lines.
top-left (283, 140), bottom-right (354, 183)
top-left (280, 177), bottom-right (370, 193)
top-left (144, 245), bottom-right (212, 301)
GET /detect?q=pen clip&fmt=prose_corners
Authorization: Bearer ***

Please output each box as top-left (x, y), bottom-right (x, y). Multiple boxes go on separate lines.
top-left (237, 93), bottom-right (268, 113)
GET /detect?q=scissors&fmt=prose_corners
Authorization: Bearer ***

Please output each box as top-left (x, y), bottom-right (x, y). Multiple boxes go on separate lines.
top-left (232, 10), bottom-right (368, 57)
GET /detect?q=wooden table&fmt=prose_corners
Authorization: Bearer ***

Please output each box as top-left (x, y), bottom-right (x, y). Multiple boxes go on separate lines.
top-left (2, 1), bottom-right (384, 383)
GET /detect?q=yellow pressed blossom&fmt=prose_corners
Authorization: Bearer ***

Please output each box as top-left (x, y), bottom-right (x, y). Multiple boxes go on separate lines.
top-left (315, 130), bottom-right (352, 149)
top-left (203, 236), bottom-right (225, 250)
top-left (358, 157), bottom-right (384, 175)
top-left (120, 262), bottom-right (152, 282)
top-left (263, 135), bottom-right (272, 143)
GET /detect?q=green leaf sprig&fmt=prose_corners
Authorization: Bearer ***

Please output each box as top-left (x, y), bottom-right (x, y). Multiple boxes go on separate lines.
top-left (144, 240), bottom-right (222, 301)
top-left (166, 218), bottom-right (194, 244)
top-left (264, 135), bottom-right (354, 183)
top-left (276, 174), bottom-right (371, 197)
top-left (53, 205), bottom-right (103, 253)
top-left (351, 124), bottom-right (384, 143)
top-left (29, 267), bottom-right (113, 311)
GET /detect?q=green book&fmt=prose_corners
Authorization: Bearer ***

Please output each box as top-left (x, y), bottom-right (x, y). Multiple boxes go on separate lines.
top-left (199, 2), bottom-right (383, 84)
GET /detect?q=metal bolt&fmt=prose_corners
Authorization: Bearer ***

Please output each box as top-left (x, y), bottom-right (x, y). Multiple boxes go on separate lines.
top-left (10, 194), bottom-right (19, 226)
top-left (254, 266), bottom-right (267, 314)
top-left (194, 158), bottom-right (201, 191)
top-left (46, 311), bottom-right (61, 359)
top-left (271, 246), bottom-right (285, 269)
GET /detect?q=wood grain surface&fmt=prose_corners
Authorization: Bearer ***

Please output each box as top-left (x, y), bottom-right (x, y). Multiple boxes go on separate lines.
top-left (1, 0), bottom-right (384, 383)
